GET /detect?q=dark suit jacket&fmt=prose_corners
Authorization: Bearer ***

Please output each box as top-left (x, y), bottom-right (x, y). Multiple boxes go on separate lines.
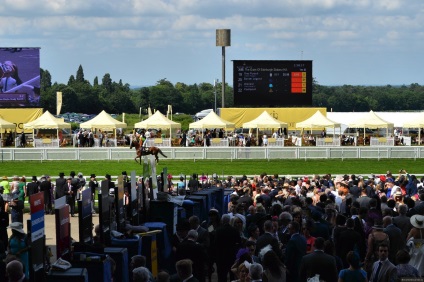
top-left (392, 215), bottom-right (412, 241)
top-left (369, 259), bottom-right (397, 282)
top-left (196, 225), bottom-right (210, 249)
top-left (285, 233), bottom-right (306, 282)
top-left (175, 239), bottom-right (208, 282)
top-left (55, 177), bottom-right (67, 199)
top-left (214, 223), bottom-right (241, 264)
top-left (26, 181), bottom-right (39, 196)
top-left (299, 250), bottom-right (338, 282)
top-left (339, 228), bottom-right (365, 266)
top-left (384, 224), bottom-right (405, 263)
top-left (256, 232), bottom-right (283, 260)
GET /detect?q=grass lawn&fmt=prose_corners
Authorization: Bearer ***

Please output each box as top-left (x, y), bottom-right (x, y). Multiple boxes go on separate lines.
top-left (1, 159), bottom-right (424, 178)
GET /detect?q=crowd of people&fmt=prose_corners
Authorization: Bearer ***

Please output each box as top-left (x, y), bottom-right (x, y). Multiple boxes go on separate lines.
top-left (2, 169), bottom-right (424, 281)
top-left (167, 170), bottom-right (424, 282)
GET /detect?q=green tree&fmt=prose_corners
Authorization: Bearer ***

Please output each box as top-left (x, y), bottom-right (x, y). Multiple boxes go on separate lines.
top-left (76, 65), bottom-right (85, 83)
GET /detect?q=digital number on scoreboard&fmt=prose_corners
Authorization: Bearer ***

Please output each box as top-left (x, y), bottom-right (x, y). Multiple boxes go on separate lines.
top-left (233, 60), bottom-right (313, 107)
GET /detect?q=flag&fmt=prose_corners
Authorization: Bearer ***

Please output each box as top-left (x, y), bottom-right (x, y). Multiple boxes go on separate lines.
top-left (148, 106), bottom-right (152, 117)
top-left (56, 92), bottom-right (62, 116)
top-left (122, 112), bottom-right (125, 123)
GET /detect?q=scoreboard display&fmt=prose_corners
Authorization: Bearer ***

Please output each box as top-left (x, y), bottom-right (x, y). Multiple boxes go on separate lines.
top-left (233, 60), bottom-right (313, 107)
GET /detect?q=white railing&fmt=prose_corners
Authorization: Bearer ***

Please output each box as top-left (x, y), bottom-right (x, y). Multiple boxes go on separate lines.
top-left (206, 138), bottom-right (229, 147)
top-left (370, 137), bottom-right (395, 146)
top-left (144, 138), bottom-right (171, 147)
top-left (0, 146), bottom-right (423, 161)
top-left (33, 138), bottom-right (60, 148)
top-left (316, 137), bottom-right (341, 147)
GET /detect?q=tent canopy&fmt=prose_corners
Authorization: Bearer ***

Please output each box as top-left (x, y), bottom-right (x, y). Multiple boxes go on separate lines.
top-left (242, 111), bottom-right (288, 129)
top-left (134, 111), bottom-right (181, 130)
top-left (189, 111), bottom-right (235, 130)
top-left (296, 110), bottom-right (341, 128)
top-left (402, 112), bottom-right (424, 128)
top-left (23, 110), bottom-right (71, 129)
top-left (0, 117), bottom-right (16, 130)
top-left (348, 110), bottom-right (394, 129)
top-left (80, 110), bottom-right (127, 130)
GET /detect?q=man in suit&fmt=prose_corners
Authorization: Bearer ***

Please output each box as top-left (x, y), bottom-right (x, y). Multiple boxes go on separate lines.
top-left (175, 230), bottom-right (208, 282)
top-left (68, 171), bottom-right (79, 216)
top-left (392, 204), bottom-right (412, 241)
top-left (215, 214), bottom-right (241, 282)
top-left (55, 172), bottom-right (66, 200)
top-left (284, 221), bottom-right (306, 282)
top-left (188, 174), bottom-right (199, 193)
top-left (299, 237), bottom-right (338, 282)
top-left (88, 174), bottom-right (98, 214)
top-left (369, 243), bottom-right (397, 282)
top-left (339, 218), bottom-right (365, 267)
top-left (39, 175), bottom-right (52, 214)
top-left (255, 220), bottom-right (283, 260)
top-left (189, 215), bottom-right (210, 249)
top-left (174, 259), bottom-right (199, 282)
top-left (26, 176), bottom-right (39, 197)
top-left (383, 216), bottom-right (405, 264)
top-left (278, 211), bottom-right (293, 247)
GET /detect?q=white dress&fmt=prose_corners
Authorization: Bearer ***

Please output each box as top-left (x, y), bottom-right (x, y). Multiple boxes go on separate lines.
top-left (407, 229), bottom-right (424, 276)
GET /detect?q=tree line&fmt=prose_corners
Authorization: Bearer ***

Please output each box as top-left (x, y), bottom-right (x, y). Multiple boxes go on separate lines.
top-left (39, 65), bottom-right (424, 115)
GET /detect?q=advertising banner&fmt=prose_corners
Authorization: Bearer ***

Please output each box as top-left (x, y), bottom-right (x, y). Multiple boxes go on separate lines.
top-left (29, 192), bottom-right (45, 242)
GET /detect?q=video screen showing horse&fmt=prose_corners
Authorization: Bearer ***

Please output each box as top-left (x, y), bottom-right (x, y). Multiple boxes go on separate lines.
top-left (0, 48), bottom-right (41, 108)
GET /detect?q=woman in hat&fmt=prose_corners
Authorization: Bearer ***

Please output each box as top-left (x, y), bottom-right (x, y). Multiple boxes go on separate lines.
top-left (7, 222), bottom-right (29, 278)
top-left (406, 214), bottom-right (424, 276)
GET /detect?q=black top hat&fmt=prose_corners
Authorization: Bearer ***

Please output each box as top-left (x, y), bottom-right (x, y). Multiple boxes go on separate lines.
top-left (31, 176), bottom-right (37, 181)
top-left (90, 174), bottom-right (96, 178)
top-left (70, 171), bottom-right (76, 177)
top-left (59, 172), bottom-right (65, 177)
top-left (105, 174), bottom-right (111, 180)
top-left (122, 171), bottom-right (127, 176)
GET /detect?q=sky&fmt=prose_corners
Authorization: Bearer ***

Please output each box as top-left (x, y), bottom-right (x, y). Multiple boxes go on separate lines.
top-left (2, 0), bottom-right (424, 87)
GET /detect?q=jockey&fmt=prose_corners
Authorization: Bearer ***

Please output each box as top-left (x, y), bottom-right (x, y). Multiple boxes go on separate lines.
top-left (143, 130), bottom-right (151, 151)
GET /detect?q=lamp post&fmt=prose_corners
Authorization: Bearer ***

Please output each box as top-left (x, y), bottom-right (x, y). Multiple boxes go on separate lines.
top-left (216, 29), bottom-right (231, 108)
top-left (214, 79), bottom-right (218, 112)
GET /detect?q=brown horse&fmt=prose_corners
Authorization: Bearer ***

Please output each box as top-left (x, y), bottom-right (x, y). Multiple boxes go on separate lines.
top-left (130, 140), bottom-right (167, 164)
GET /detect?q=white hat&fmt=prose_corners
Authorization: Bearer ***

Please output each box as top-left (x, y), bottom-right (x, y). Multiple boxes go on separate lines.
top-left (7, 222), bottom-right (25, 233)
top-left (411, 215), bottom-right (424, 229)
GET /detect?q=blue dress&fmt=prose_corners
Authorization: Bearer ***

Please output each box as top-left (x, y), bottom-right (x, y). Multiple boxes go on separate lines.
top-left (9, 234), bottom-right (29, 278)
top-left (338, 268), bottom-right (367, 282)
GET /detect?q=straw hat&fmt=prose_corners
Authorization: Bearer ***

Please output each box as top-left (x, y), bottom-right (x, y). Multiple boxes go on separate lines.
top-left (411, 215), bottom-right (424, 229)
top-left (7, 222), bottom-right (25, 234)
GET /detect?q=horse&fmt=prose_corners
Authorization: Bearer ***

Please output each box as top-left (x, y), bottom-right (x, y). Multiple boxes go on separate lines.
top-left (129, 140), bottom-right (167, 164)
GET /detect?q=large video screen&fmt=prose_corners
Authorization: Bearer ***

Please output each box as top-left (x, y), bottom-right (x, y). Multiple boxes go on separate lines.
top-left (233, 60), bottom-right (313, 107)
top-left (0, 48), bottom-right (40, 107)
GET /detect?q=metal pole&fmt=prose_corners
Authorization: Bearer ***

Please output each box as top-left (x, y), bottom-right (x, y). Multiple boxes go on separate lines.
top-left (214, 79), bottom-right (217, 112)
top-left (222, 46), bottom-right (225, 108)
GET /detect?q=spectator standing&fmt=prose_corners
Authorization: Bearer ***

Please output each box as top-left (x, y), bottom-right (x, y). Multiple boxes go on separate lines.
top-left (175, 230), bottom-right (208, 282)
top-left (406, 214), bottom-right (424, 276)
top-left (284, 221), bottom-right (306, 282)
top-left (215, 214), bottom-right (241, 282)
top-left (382, 216), bottom-right (405, 264)
top-left (7, 222), bottom-right (29, 279)
top-left (395, 249), bottom-right (419, 279)
top-left (299, 237), bottom-right (338, 282)
top-left (338, 251), bottom-right (367, 282)
top-left (369, 243), bottom-right (397, 282)
top-left (6, 260), bottom-right (28, 282)
top-left (26, 176), bottom-right (39, 197)
top-left (55, 173), bottom-right (66, 200)
top-left (174, 259), bottom-right (199, 282)
top-left (88, 174), bottom-right (98, 214)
